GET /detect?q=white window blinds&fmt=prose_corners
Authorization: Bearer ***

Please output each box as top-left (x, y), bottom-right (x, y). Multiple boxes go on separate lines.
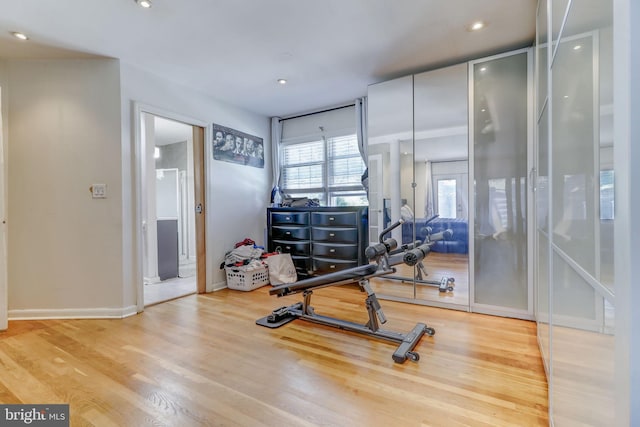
top-left (280, 106), bottom-right (367, 206)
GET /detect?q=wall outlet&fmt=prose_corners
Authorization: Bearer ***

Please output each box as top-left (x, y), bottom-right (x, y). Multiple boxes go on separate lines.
top-left (91, 184), bottom-right (107, 199)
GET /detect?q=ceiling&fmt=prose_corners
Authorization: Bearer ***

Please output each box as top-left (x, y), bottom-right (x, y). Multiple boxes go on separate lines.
top-left (0, 0), bottom-right (537, 118)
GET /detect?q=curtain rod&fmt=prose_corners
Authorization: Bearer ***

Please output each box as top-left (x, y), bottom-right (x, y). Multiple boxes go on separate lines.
top-left (279, 103), bottom-right (355, 122)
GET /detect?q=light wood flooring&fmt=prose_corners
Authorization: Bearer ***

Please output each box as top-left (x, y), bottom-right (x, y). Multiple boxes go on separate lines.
top-left (370, 252), bottom-right (470, 307)
top-left (0, 285), bottom-right (548, 426)
top-left (144, 260), bottom-right (197, 306)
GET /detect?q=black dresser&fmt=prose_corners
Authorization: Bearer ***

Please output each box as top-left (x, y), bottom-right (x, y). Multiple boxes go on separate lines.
top-left (267, 206), bottom-right (368, 277)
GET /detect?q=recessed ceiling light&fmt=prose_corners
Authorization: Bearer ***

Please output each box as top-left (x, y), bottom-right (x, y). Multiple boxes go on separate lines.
top-left (10, 31), bottom-right (29, 41)
top-left (480, 67), bottom-right (487, 72)
top-left (469, 21), bottom-right (486, 31)
top-left (135, 0), bottom-right (152, 8)
top-left (573, 45), bottom-right (582, 50)
top-left (277, 79), bottom-right (287, 85)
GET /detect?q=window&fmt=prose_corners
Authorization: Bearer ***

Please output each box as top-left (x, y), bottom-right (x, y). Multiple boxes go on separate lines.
top-left (281, 134), bottom-right (367, 206)
top-left (600, 170), bottom-right (614, 220)
top-left (437, 179), bottom-right (457, 218)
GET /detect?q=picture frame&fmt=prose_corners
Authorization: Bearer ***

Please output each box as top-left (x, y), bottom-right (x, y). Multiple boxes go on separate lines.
top-left (212, 123), bottom-right (264, 168)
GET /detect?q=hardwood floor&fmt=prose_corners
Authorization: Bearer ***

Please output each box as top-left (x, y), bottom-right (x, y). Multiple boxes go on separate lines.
top-left (0, 285), bottom-right (548, 426)
top-left (370, 252), bottom-right (470, 306)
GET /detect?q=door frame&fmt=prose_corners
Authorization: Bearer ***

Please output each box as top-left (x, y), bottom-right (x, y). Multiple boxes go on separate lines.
top-left (367, 153), bottom-right (384, 244)
top-left (133, 102), bottom-right (210, 313)
top-left (0, 86), bottom-right (6, 330)
top-left (468, 47), bottom-right (535, 320)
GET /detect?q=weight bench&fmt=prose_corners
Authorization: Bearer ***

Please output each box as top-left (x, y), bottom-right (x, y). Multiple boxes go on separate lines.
top-left (383, 233), bottom-right (456, 293)
top-left (256, 220), bottom-right (436, 364)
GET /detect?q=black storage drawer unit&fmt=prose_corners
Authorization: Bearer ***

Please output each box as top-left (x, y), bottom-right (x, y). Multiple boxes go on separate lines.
top-left (313, 257), bottom-right (359, 275)
top-left (312, 242), bottom-right (359, 259)
top-left (312, 226), bottom-right (358, 243)
top-left (267, 206), bottom-right (367, 277)
top-left (271, 225), bottom-right (311, 241)
top-left (311, 211), bottom-right (359, 227)
top-left (271, 211), bottom-right (310, 226)
top-left (271, 240), bottom-right (311, 256)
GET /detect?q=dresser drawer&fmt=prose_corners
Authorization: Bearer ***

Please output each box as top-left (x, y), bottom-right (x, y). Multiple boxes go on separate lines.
top-left (312, 242), bottom-right (359, 259)
top-left (271, 226), bottom-right (310, 241)
top-left (291, 256), bottom-right (312, 277)
top-left (271, 211), bottom-right (310, 226)
top-left (272, 240), bottom-right (311, 257)
top-left (312, 257), bottom-right (359, 275)
top-left (311, 211), bottom-right (359, 227)
top-left (312, 226), bottom-right (358, 243)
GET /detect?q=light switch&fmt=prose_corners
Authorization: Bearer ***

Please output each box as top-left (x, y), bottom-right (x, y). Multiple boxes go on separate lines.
top-left (91, 184), bottom-right (107, 199)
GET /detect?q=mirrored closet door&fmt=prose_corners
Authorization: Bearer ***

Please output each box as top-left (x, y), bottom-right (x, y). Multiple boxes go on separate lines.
top-left (367, 64), bottom-right (470, 310)
top-left (367, 75), bottom-right (416, 301)
top-left (367, 48), bottom-right (533, 315)
top-left (410, 64), bottom-right (469, 308)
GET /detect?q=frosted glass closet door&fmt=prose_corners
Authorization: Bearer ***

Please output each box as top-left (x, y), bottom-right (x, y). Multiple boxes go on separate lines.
top-left (471, 51), bottom-right (530, 313)
top-left (535, 0), bottom-right (550, 372)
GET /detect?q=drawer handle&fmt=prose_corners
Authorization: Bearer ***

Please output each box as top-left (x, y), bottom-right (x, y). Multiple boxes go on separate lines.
top-left (330, 265), bottom-right (336, 269)
top-left (285, 231), bottom-right (291, 235)
top-left (329, 233), bottom-right (335, 237)
top-left (329, 249), bottom-right (336, 253)
top-left (285, 216), bottom-right (291, 220)
top-left (329, 217), bottom-right (335, 221)
top-left (285, 246), bottom-right (291, 250)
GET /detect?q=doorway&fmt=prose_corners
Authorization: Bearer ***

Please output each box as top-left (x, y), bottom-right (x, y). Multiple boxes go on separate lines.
top-left (138, 110), bottom-right (206, 307)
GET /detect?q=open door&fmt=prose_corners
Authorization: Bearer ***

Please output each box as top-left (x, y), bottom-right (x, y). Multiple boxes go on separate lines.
top-left (193, 126), bottom-right (206, 293)
top-left (1, 87), bottom-right (7, 330)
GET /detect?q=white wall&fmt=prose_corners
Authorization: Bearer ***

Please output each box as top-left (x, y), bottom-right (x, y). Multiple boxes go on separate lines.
top-left (6, 59), bottom-right (126, 317)
top-left (1, 58), bottom-right (271, 317)
top-left (119, 63), bottom-right (271, 298)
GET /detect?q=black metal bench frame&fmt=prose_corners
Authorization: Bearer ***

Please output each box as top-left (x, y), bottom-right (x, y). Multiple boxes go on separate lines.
top-left (256, 262), bottom-right (435, 363)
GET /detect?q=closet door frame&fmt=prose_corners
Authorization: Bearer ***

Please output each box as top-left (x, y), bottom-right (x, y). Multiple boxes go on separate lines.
top-left (468, 47), bottom-right (536, 320)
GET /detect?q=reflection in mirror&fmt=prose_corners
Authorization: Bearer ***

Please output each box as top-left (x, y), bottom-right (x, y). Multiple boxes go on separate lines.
top-left (367, 75), bottom-right (415, 300)
top-left (367, 75), bottom-right (413, 246)
top-left (408, 64), bottom-right (469, 307)
top-left (367, 64), bottom-right (469, 309)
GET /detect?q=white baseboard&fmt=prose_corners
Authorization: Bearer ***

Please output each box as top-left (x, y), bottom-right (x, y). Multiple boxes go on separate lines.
top-left (8, 305), bottom-right (138, 320)
top-left (144, 275), bottom-right (161, 285)
top-left (210, 281), bottom-right (228, 292)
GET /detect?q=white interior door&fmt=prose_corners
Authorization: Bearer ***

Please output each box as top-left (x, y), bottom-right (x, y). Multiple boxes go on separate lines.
top-left (434, 173), bottom-right (468, 219)
top-left (0, 87), bottom-right (7, 330)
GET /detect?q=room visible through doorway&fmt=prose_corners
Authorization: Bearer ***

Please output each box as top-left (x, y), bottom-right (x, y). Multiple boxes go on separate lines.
top-left (141, 113), bottom-right (198, 306)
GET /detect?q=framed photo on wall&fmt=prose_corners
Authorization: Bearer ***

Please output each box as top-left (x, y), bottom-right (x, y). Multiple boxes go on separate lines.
top-left (212, 123), bottom-right (264, 168)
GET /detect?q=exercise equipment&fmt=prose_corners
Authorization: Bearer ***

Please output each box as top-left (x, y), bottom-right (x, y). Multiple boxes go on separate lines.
top-left (384, 215), bottom-right (455, 292)
top-left (256, 220), bottom-right (435, 364)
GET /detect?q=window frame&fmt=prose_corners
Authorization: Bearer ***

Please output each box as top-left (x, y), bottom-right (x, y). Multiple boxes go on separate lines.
top-left (280, 133), bottom-right (366, 206)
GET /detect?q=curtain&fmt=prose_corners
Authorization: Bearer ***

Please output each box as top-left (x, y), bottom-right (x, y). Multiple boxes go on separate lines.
top-left (424, 161), bottom-right (435, 218)
top-left (355, 97), bottom-right (368, 161)
top-left (270, 117), bottom-right (282, 199)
